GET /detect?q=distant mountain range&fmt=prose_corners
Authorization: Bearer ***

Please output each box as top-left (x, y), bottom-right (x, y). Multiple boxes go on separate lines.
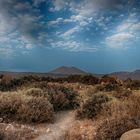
top-left (110, 70), bottom-right (140, 80)
top-left (0, 66), bottom-right (140, 80)
top-left (0, 66), bottom-right (87, 78)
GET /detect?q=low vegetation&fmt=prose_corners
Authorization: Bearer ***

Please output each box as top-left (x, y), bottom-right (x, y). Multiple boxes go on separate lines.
top-left (76, 93), bottom-right (111, 119)
top-left (94, 94), bottom-right (140, 139)
top-left (0, 93), bottom-right (54, 123)
top-left (0, 74), bottom-right (140, 140)
top-left (24, 85), bottom-right (80, 111)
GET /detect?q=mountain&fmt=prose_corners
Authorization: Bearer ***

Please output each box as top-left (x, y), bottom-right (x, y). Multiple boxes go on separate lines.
top-left (0, 67), bottom-right (140, 80)
top-left (0, 66), bottom-right (87, 78)
top-left (110, 70), bottom-right (140, 80)
top-left (48, 66), bottom-right (87, 76)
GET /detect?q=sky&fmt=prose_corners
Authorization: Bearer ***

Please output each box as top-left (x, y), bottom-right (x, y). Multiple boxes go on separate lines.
top-left (0, 0), bottom-right (140, 73)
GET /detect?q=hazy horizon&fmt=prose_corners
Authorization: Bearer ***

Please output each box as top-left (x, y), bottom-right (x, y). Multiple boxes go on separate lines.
top-left (0, 0), bottom-right (140, 73)
top-left (0, 65), bottom-right (140, 75)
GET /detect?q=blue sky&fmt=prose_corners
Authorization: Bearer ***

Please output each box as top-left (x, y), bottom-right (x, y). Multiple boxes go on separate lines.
top-left (0, 0), bottom-right (140, 73)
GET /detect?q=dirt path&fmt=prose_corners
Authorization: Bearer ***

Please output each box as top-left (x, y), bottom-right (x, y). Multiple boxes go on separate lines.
top-left (35, 110), bottom-right (75, 140)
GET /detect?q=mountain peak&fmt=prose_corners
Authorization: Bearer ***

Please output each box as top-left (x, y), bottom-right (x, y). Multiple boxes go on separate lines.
top-left (49, 66), bottom-right (87, 75)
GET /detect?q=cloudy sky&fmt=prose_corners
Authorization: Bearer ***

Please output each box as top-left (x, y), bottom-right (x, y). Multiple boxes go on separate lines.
top-left (0, 0), bottom-right (140, 73)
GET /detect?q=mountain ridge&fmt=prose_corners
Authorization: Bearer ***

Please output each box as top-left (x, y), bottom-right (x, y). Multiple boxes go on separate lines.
top-left (0, 67), bottom-right (140, 80)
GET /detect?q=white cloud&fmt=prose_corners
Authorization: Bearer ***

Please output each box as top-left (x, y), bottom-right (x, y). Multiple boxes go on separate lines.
top-left (48, 18), bottom-right (64, 26)
top-left (0, 0), bottom-right (45, 49)
top-left (50, 40), bottom-right (96, 52)
top-left (106, 12), bottom-right (140, 49)
top-left (106, 33), bottom-right (135, 48)
top-left (116, 13), bottom-right (140, 33)
top-left (51, 0), bottom-right (67, 11)
top-left (61, 26), bottom-right (80, 38)
top-left (117, 22), bottom-right (133, 32)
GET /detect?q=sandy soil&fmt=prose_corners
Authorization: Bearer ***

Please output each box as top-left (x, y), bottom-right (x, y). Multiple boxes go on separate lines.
top-left (35, 110), bottom-right (76, 140)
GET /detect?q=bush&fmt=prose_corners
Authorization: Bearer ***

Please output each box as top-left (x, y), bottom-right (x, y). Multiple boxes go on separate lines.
top-left (94, 83), bottom-right (121, 92)
top-left (76, 93), bottom-right (111, 119)
top-left (99, 75), bottom-right (118, 84)
top-left (18, 97), bottom-right (54, 123)
top-left (24, 88), bottom-right (49, 98)
top-left (124, 79), bottom-right (140, 90)
top-left (45, 85), bottom-right (80, 111)
top-left (55, 75), bottom-right (99, 85)
top-left (0, 93), bottom-right (54, 123)
top-left (112, 90), bottom-right (132, 99)
top-left (24, 85), bottom-right (80, 111)
top-left (94, 116), bottom-right (140, 140)
top-left (0, 93), bottom-right (24, 121)
top-left (0, 77), bottom-right (23, 92)
top-left (94, 94), bottom-right (140, 140)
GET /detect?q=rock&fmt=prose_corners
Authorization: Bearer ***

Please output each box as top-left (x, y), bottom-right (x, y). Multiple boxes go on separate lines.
top-left (120, 129), bottom-right (140, 140)
top-left (0, 118), bottom-right (3, 122)
top-left (5, 124), bottom-right (15, 131)
top-left (46, 128), bottom-right (51, 133)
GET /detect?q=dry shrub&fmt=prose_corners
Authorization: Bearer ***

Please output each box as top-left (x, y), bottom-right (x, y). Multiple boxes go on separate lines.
top-left (99, 75), bottom-right (118, 84)
top-left (25, 84), bottom-right (80, 111)
top-left (124, 79), bottom-right (140, 90)
top-left (24, 88), bottom-right (49, 98)
top-left (0, 93), bottom-right (54, 123)
top-left (94, 94), bottom-right (140, 140)
top-left (76, 93), bottom-right (111, 119)
top-left (84, 87), bottom-right (97, 97)
top-left (46, 85), bottom-right (80, 111)
top-left (18, 97), bottom-right (54, 123)
top-left (94, 116), bottom-right (140, 140)
top-left (94, 83), bottom-right (121, 92)
top-left (112, 89), bottom-right (132, 99)
top-left (0, 93), bottom-right (24, 121)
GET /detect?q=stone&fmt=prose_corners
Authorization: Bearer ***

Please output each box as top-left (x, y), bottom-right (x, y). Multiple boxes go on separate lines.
top-left (46, 128), bottom-right (51, 133)
top-left (0, 118), bottom-right (3, 122)
top-left (5, 124), bottom-right (14, 131)
top-left (120, 129), bottom-right (140, 140)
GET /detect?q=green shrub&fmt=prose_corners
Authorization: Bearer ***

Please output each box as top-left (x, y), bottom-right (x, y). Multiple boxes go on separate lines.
top-left (76, 93), bottom-right (111, 119)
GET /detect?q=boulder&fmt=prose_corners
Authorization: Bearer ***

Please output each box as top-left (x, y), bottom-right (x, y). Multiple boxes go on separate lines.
top-left (120, 129), bottom-right (140, 140)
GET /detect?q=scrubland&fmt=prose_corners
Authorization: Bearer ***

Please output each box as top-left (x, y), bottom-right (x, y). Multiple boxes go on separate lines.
top-left (0, 74), bottom-right (140, 140)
